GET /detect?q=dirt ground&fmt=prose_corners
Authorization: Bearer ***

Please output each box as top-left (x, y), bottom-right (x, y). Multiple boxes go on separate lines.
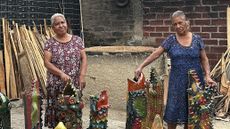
top-left (84, 48), bottom-right (165, 111)
top-left (9, 99), bottom-right (230, 129)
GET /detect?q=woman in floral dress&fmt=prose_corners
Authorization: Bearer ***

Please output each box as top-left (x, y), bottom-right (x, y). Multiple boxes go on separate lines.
top-left (44, 13), bottom-right (87, 129)
top-left (135, 10), bottom-right (216, 129)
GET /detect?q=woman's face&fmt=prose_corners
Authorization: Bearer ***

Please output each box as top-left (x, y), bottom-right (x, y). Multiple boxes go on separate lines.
top-left (52, 16), bottom-right (67, 36)
top-left (172, 16), bottom-right (189, 35)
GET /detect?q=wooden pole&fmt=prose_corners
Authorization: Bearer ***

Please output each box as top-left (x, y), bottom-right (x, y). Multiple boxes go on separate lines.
top-left (2, 18), bottom-right (9, 97)
top-left (227, 7), bottom-right (230, 48)
top-left (0, 51), bottom-right (6, 94)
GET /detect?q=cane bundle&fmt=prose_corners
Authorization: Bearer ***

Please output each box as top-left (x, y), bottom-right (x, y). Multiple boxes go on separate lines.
top-left (1, 18), bottom-right (54, 98)
top-left (211, 46), bottom-right (230, 118)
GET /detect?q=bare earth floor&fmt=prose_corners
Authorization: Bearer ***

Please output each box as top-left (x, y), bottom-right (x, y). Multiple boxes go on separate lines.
top-left (10, 99), bottom-right (230, 129)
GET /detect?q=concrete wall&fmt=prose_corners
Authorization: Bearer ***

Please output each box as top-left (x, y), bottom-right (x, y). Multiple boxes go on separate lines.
top-left (82, 0), bottom-right (143, 47)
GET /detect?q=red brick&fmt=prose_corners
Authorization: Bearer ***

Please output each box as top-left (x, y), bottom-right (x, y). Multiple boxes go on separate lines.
top-left (194, 19), bottom-right (210, 25)
top-left (202, 27), bottom-right (217, 32)
top-left (209, 59), bottom-right (218, 69)
top-left (219, 12), bottom-right (227, 18)
top-left (144, 14), bottom-right (156, 19)
top-left (182, 7), bottom-right (194, 12)
top-left (206, 53), bottom-right (218, 59)
top-left (203, 0), bottom-right (218, 5)
top-left (203, 39), bottom-right (218, 45)
top-left (144, 32), bottom-right (150, 37)
top-left (212, 5), bottom-right (228, 11)
top-left (211, 33), bottom-right (227, 38)
top-left (149, 20), bottom-right (163, 25)
top-left (219, 0), bottom-right (230, 4)
top-left (164, 7), bottom-right (180, 13)
top-left (150, 7), bottom-right (164, 13)
top-left (219, 27), bottom-right (227, 32)
top-left (144, 27), bottom-right (155, 32)
top-left (189, 19), bottom-right (194, 25)
top-left (196, 33), bottom-right (210, 38)
top-left (204, 46), bottom-right (210, 52)
top-left (156, 13), bottom-right (170, 19)
top-left (170, 26), bottom-right (174, 32)
top-left (156, 27), bottom-right (169, 32)
top-left (210, 46), bottom-right (227, 53)
top-left (191, 27), bottom-right (201, 32)
top-left (211, 19), bottom-right (226, 25)
top-left (202, 12), bottom-right (218, 18)
top-left (164, 20), bottom-right (171, 25)
top-left (186, 13), bottom-right (202, 18)
top-left (185, 0), bottom-right (201, 5)
top-left (195, 6), bottom-right (210, 12)
top-left (219, 40), bottom-right (227, 45)
top-left (216, 53), bottom-right (223, 60)
top-left (150, 33), bottom-right (162, 37)
top-left (163, 33), bottom-right (174, 37)
top-left (156, 38), bottom-right (165, 44)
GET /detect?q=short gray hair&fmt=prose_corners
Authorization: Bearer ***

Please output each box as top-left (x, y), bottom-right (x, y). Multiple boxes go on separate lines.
top-left (171, 10), bottom-right (190, 30)
top-left (50, 13), bottom-right (66, 26)
top-left (171, 10), bottom-right (187, 21)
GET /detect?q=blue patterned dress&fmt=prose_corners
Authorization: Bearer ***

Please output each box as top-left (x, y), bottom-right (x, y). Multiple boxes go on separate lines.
top-left (161, 34), bottom-right (205, 123)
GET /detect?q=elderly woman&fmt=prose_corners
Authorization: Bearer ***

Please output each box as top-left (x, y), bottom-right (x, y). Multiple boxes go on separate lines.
top-left (135, 10), bottom-right (216, 129)
top-left (44, 13), bottom-right (87, 129)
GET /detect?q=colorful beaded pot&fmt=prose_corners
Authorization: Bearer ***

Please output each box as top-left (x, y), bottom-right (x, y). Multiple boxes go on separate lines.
top-left (187, 69), bottom-right (215, 129)
top-left (56, 80), bottom-right (84, 129)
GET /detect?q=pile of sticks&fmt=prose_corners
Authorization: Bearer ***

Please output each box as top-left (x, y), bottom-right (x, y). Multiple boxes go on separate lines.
top-left (1, 18), bottom-right (54, 99)
top-left (211, 48), bottom-right (230, 119)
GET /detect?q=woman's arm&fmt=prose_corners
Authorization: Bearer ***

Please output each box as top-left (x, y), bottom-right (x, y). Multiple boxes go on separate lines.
top-left (200, 49), bottom-right (210, 77)
top-left (44, 50), bottom-right (70, 81)
top-left (200, 49), bottom-right (216, 85)
top-left (135, 46), bottom-right (164, 78)
top-left (79, 49), bottom-right (87, 88)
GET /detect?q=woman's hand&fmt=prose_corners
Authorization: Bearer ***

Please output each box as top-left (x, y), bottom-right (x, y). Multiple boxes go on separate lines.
top-left (79, 75), bottom-right (86, 89)
top-left (59, 72), bottom-right (70, 82)
top-left (206, 76), bottom-right (217, 86)
top-left (135, 67), bottom-right (143, 80)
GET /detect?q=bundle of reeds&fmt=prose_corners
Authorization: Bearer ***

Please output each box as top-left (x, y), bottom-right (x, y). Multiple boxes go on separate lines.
top-left (1, 18), bottom-right (54, 98)
top-left (211, 48), bottom-right (230, 119)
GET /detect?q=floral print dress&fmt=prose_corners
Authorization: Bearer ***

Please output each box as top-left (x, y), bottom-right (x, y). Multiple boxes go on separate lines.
top-left (161, 34), bottom-right (205, 123)
top-left (44, 35), bottom-right (84, 128)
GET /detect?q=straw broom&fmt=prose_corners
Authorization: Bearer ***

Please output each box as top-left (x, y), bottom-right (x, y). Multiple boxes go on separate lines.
top-left (20, 25), bottom-right (47, 96)
top-left (27, 27), bottom-right (46, 83)
top-left (14, 23), bottom-right (35, 92)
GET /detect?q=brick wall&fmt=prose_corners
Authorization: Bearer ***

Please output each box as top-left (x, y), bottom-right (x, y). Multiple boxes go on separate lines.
top-left (143, 0), bottom-right (230, 68)
top-left (0, 0), bottom-right (81, 49)
top-left (82, 0), bottom-right (143, 47)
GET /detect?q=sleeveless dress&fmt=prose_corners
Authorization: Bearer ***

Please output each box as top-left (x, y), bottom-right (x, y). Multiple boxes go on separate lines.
top-left (161, 34), bottom-right (205, 123)
top-left (44, 35), bottom-right (84, 128)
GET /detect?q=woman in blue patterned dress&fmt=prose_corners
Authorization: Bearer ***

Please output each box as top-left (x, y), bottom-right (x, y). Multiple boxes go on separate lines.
top-left (135, 10), bottom-right (216, 129)
top-left (44, 13), bottom-right (87, 129)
